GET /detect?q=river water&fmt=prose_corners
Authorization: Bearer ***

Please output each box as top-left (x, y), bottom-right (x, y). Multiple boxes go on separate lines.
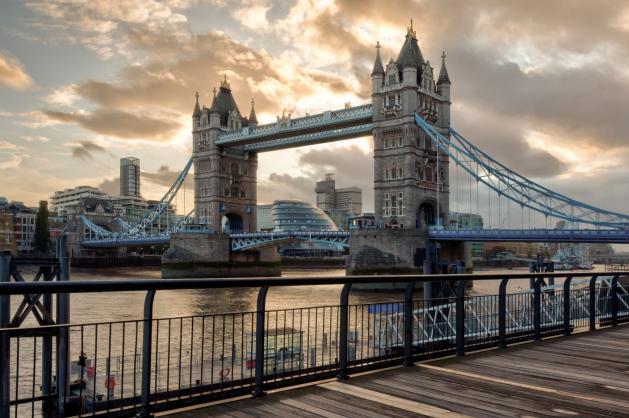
top-left (58, 265), bottom-right (607, 324)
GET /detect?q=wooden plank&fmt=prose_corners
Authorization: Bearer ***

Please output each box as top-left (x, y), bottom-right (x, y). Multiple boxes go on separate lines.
top-left (321, 381), bottom-right (470, 418)
top-left (418, 363), bottom-right (629, 410)
top-left (279, 398), bottom-right (347, 418)
top-left (307, 386), bottom-right (424, 418)
top-left (299, 393), bottom-right (401, 418)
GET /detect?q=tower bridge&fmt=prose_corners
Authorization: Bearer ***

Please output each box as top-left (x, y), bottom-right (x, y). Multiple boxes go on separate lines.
top-left (76, 23), bottom-right (629, 276)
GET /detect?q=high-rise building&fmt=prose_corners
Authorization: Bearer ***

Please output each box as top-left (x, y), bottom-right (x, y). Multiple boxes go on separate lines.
top-left (120, 157), bottom-right (141, 197)
top-left (314, 174), bottom-right (362, 229)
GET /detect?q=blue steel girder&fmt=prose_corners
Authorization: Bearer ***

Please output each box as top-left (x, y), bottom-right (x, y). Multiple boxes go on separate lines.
top-left (242, 123), bottom-right (373, 152)
top-left (80, 158), bottom-right (193, 240)
top-left (229, 231), bottom-right (350, 251)
top-left (215, 104), bottom-right (373, 148)
top-left (79, 215), bottom-right (114, 240)
top-left (414, 114), bottom-right (629, 229)
top-left (428, 228), bottom-right (629, 244)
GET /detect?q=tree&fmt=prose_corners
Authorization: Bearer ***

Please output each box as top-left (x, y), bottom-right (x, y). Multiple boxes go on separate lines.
top-left (34, 200), bottom-right (50, 255)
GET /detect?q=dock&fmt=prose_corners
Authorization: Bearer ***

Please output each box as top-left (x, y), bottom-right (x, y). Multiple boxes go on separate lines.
top-left (167, 324), bottom-right (629, 417)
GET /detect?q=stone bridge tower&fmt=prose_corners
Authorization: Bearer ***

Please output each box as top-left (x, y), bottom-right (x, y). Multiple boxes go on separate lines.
top-left (371, 22), bottom-right (451, 229)
top-left (192, 77), bottom-right (258, 233)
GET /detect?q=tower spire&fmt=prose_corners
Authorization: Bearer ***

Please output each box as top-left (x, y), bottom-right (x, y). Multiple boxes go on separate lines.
top-left (249, 98), bottom-right (258, 124)
top-left (407, 18), bottom-right (416, 39)
top-left (371, 41), bottom-right (385, 76)
top-left (437, 50), bottom-right (450, 85)
top-left (193, 90), bottom-right (201, 116)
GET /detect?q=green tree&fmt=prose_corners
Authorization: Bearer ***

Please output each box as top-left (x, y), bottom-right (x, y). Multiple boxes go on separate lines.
top-left (34, 200), bottom-right (50, 255)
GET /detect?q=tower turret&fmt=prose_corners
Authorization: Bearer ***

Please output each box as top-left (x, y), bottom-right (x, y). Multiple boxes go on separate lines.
top-left (192, 91), bottom-right (201, 129)
top-left (371, 41), bottom-right (385, 92)
top-left (436, 51), bottom-right (451, 128)
top-left (209, 87), bottom-right (220, 127)
top-left (248, 98), bottom-right (258, 127)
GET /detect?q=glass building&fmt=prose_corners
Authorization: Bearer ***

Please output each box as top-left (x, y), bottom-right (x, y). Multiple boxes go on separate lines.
top-left (271, 200), bottom-right (339, 232)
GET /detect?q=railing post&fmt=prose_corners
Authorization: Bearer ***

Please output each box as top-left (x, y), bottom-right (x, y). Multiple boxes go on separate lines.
top-left (403, 282), bottom-right (415, 366)
top-left (611, 275), bottom-right (619, 327)
top-left (589, 276), bottom-right (597, 331)
top-left (455, 280), bottom-right (466, 356)
top-left (563, 276), bottom-right (573, 336)
top-left (252, 287), bottom-right (268, 397)
top-left (56, 234), bottom-right (70, 417)
top-left (41, 266), bottom-right (53, 413)
top-left (498, 278), bottom-right (509, 348)
top-left (0, 254), bottom-right (11, 418)
top-left (533, 278), bottom-right (542, 341)
top-left (137, 290), bottom-right (156, 418)
top-left (338, 283), bottom-right (352, 379)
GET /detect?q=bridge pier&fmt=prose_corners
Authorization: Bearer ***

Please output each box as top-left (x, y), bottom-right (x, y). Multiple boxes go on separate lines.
top-left (347, 229), bottom-right (468, 275)
top-left (162, 231), bottom-right (281, 278)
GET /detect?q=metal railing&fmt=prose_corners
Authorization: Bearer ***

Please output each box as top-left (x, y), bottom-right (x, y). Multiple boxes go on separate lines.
top-left (1, 261), bottom-right (628, 417)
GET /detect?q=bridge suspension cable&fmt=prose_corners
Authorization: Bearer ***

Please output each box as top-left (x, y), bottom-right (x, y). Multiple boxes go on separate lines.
top-left (414, 114), bottom-right (629, 229)
top-left (81, 157), bottom-right (194, 239)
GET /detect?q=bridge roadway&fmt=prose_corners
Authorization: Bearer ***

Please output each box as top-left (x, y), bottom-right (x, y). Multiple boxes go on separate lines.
top-left (80, 228), bottom-right (629, 249)
top-left (167, 324), bottom-right (629, 417)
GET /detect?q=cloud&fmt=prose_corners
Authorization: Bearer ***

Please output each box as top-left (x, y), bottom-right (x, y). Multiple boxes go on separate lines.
top-left (20, 135), bottom-right (50, 143)
top-left (66, 140), bottom-right (106, 160)
top-left (0, 140), bottom-right (25, 151)
top-left (141, 164), bottom-right (194, 190)
top-left (0, 154), bottom-right (25, 170)
top-left (0, 52), bottom-right (34, 90)
top-left (258, 143), bottom-right (374, 209)
top-left (44, 84), bottom-right (79, 107)
top-left (98, 176), bottom-right (120, 195)
top-left (44, 109), bottom-right (181, 141)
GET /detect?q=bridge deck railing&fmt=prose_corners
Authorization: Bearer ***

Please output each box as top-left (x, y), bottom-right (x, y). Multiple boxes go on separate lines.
top-left (1, 261), bottom-right (628, 418)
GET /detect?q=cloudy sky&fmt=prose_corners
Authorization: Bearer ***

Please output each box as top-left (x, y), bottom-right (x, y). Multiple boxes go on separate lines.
top-left (1, 0), bottom-right (628, 222)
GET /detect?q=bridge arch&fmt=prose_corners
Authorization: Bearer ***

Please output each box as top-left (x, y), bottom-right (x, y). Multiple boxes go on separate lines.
top-left (417, 199), bottom-right (445, 228)
top-left (222, 213), bottom-right (243, 233)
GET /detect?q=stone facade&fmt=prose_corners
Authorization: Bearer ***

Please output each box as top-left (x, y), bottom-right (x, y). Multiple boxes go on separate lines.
top-left (347, 228), bottom-right (428, 274)
top-left (162, 231), bottom-right (281, 278)
top-left (192, 79), bottom-right (258, 233)
top-left (371, 24), bottom-right (451, 230)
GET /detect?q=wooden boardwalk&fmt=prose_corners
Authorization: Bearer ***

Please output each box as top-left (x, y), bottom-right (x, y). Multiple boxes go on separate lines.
top-left (165, 325), bottom-right (629, 417)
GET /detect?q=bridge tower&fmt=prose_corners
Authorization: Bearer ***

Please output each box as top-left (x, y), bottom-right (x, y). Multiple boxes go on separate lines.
top-left (371, 22), bottom-right (451, 229)
top-left (192, 78), bottom-right (258, 233)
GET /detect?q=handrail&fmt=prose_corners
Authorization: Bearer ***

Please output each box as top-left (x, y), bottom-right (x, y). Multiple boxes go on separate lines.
top-left (0, 271), bottom-right (624, 296)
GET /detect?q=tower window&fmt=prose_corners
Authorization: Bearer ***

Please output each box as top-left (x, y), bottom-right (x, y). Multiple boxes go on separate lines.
top-left (388, 74), bottom-right (396, 85)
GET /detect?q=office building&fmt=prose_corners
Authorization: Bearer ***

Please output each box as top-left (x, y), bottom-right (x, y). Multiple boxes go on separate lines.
top-left (314, 174), bottom-right (362, 229)
top-left (120, 157), bottom-right (141, 197)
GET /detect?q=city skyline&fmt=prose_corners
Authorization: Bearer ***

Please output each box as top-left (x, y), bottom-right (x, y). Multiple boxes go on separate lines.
top-left (1, 0), bottom-right (628, 216)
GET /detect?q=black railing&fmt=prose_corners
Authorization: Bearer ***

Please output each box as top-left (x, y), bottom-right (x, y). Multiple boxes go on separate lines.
top-left (1, 260), bottom-right (628, 417)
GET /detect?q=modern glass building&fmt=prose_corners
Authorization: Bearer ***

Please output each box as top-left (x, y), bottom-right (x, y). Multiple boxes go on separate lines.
top-left (271, 200), bottom-right (339, 232)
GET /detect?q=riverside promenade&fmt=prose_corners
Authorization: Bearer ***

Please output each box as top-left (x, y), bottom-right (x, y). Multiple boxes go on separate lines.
top-left (168, 325), bottom-right (629, 417)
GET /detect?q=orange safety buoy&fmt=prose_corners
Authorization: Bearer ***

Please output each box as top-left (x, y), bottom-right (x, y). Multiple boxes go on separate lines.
top-left (104, 374), bottom-right (116, 390)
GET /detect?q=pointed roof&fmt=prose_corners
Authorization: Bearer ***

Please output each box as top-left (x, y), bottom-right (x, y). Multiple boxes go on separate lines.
top-left (210, 76), bottom-right (240, 126)
top-left (371, 41), bottom-right (384, 76)
top-left (397, 19), bottom-right (424, 69)
top-left (193, 91), bottom-right (201, 117)
top-left (437, 51), bottom-right (451, 84)
top-left (209, 87), bottom-right (218, 112)
top-left (249, 98), bottom-right (258, 124)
